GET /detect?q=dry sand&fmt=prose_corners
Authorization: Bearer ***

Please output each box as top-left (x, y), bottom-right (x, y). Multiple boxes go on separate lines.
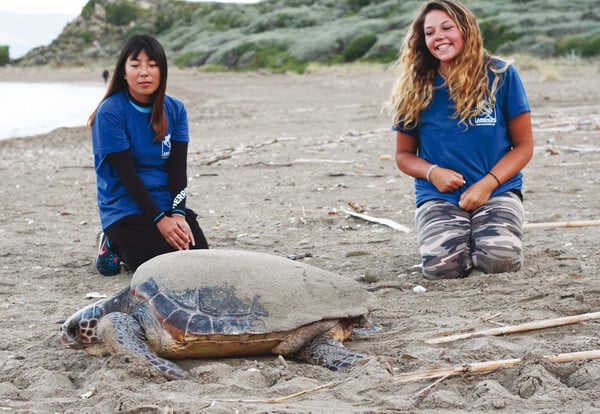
top-left (1, 60), bottom-right (599, 413)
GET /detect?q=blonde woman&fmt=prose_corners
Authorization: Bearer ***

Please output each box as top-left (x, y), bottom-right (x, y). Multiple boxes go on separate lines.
top-left (387, 0), bottom-right (533, 280)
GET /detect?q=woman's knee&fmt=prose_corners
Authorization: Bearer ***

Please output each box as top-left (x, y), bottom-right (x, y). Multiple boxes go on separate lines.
top-left (472, 244), bottom-right (523, 274)
top-left (416, 200), bottom-right (472, 280)
top-left (422, 249), bottom-right (472, 279)
top-left (471, 193), bottom-right (524, 274)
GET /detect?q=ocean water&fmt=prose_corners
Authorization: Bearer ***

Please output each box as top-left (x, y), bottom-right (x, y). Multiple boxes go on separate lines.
top-left (0, 82), bottom-right (106, 140)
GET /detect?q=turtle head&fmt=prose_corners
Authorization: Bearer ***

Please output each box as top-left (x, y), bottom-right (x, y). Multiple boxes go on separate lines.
top-left (60, 287), bottom-right (131, 350)
top-left (60, 301), bottom-right (107, 350)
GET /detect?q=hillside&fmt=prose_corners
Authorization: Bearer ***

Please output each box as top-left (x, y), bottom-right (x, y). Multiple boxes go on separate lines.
top-left (14, 0), bottom-right (600, 72)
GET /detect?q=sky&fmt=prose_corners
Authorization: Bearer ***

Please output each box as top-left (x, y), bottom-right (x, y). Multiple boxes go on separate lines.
top-left (0, 0), bottom-right (261, 58)
top-left (0, 0), bottom-right (261, 15)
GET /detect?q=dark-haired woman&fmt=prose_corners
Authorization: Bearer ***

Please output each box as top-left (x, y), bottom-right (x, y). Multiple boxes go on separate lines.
top-left (89, 34), bottom-right (208, 276)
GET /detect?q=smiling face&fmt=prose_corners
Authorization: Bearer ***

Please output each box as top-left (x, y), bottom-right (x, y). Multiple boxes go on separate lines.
top-left (423, 9), bottom-right (464, 76)
top-left (124, 49), bottom-right (161, 104)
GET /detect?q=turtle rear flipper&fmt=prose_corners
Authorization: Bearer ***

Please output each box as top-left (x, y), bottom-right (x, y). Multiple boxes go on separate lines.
top-left (297, 336), bottom-right (364, 371)
top-left (100, 312), bottom-right (188, 380)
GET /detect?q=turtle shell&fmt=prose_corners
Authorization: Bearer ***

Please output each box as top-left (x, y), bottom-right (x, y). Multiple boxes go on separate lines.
top-left (130, 249), bottom-right (379, 358)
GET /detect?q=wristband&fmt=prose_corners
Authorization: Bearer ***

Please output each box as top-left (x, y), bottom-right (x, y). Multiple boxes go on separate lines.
top-left (153, 211), bottom-right (166, 224)
top-left (488, 172), bottom-right (501, 187)
top-left (426, 164), bottom-right (438, 182)
top-left (172, 209), bottom-right (186, 217)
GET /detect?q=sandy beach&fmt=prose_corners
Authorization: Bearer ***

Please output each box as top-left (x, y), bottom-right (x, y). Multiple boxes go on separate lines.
top-left (1, 60), bottom-right (599, 413)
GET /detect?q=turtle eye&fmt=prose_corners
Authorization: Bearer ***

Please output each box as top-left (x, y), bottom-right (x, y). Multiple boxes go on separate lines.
top-left (68, 324), bottom-right (79, 337)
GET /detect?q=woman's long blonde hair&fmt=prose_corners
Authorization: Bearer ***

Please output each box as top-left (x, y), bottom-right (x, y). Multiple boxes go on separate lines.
top-left (386, 0), bottom-right (508, 129)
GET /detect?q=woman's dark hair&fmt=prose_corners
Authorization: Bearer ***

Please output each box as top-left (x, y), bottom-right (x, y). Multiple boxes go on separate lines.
top-left (88, 34), bottom-right (168, 141)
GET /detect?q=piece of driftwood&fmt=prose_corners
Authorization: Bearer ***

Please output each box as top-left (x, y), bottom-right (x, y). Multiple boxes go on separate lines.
top-left (411, 374), bottom-right (452, 401)
top-left (214, 381), bottom-right (337, 404)
top-left (551, 145), bottom-right (600, 153)
top-left (524, 220), bottom-right (600, 229)
top-left (366, 281), bottom-right (406, 292)
top-left (557, 160), bottom-right (600, 167)
top-left (292, 158), bottom-right (355, 164)
top-left (425, 311), bottom-right (600, 344)
top-left (347, 201), bottom-right (366, 213)
top-left (328, 172), bottom-right (385, 177)
top-left (535, 144), bottom-right (600, 153)
top-left (396, 350), bottom-right (600, 382)
top-left (342, 210), bottom-right (411, 233)
top-left (194, 137), bottom-right (296, 165)
top-left (243, 161), bottom-right (294, 167)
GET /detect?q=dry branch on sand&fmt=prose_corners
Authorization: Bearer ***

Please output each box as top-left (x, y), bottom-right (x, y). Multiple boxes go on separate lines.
top-left (396, 350), bottom-right (600, 382)
top-left (193, 137), bottom-right (296, 165)
top-left (425, 311), bottom-right (600, 344)
top-left (524, 220), bottom-right (600, 229)
top-left (342, 210), bottom-right (411, 233)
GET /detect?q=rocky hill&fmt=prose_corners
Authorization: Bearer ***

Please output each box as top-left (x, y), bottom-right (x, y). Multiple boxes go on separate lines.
top-left (15, 0), bottom-right (600, 72)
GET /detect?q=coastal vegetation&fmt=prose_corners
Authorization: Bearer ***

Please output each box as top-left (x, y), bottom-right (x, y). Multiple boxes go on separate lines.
top-left (0, 46), bottom-right (8, 66)
top-left (12, 0), bottom-right (600, 73)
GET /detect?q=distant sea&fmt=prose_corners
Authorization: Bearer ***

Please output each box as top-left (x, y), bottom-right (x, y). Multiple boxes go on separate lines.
top-left (0, 82), bottom-right (106, 140)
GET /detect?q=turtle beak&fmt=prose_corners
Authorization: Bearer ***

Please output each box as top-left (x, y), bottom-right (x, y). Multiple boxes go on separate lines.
top-left (59, 325), bottom-right (75, 347)
top-left (59, 319), bottom-right (85, 348)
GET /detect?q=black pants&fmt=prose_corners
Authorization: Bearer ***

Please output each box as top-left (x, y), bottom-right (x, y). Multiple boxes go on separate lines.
top-left (105, 208), bottom-right (208, 272)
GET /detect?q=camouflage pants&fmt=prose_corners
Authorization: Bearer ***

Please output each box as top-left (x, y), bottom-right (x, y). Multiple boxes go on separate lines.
top-left (415, 192), bottom-right (524, 279)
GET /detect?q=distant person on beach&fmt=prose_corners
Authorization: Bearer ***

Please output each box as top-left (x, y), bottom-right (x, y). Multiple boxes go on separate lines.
top-left (88, 34), bottom-right (208, 276)
top-left (386, 0), bottom-right (533, 280)
top-left (102, 69), bottom-right (109, 83)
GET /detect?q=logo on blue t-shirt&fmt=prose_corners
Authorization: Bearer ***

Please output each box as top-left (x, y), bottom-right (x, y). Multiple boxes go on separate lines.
top-left (161, 134), bottom-right (171, 159)
top-left (474, 104), bottom-right (497, 127)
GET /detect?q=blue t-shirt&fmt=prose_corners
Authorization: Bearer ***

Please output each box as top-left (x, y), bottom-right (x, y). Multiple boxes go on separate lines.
top-left (393, 60), bottom-right (530, 207)
top-left (91, 91), bottom-right (189, 229)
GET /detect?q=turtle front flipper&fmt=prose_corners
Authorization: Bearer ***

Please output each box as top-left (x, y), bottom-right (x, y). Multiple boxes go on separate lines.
top-left (296, 335), bottom-right (364, 371)
top-left (99, 312), bottom-right (188, 380)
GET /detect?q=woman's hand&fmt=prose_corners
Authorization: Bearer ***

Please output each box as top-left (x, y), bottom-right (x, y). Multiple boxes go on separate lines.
top-left (428, 166), bottom-right (465, 193)
top-left (458, 175), bottom-right (497, 211)
top-left (396, 132), bottom-right (465, 193)
top-left (458, 112), bottom-right (534, 212)
top-left (156, 215), bottom-right (196, 250)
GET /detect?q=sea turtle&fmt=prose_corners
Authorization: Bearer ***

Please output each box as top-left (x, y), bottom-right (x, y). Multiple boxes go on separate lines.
top-left (60, 249), bottom-right (380, 380)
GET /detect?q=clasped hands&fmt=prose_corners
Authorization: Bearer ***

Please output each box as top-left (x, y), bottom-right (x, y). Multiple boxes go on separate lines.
top-left (156, 214), bottom-right (196, 250)
top-left (428, 166), bottom-right (495, 212)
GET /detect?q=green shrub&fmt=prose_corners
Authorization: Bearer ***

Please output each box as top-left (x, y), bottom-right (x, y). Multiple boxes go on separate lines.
top-left (206, 39), bottom-right (308, 73)
top-left (247, 7), bottom-right (326, 33)
top-left (479, 20), bottom-right (521, 52)
top-left (239, 46), bottom-right (308, 73)
top-left (556, 35), bottom-right (600, 57)
top-left (359, 1), bottom-right (417, 19)
top-left (227, 42), bottom-right (260, 65)
top-left (80, 31), bottom-right (94, 43)
top-left (343, 32), bottom-right (377, 61)
top-left (525, 36), bottom-right (556, 58)
top-left (348, 0), bottom-right (377, 11)
top-left (124, 25), bottom-right (153, 40)
top-left (174, 50), bottom-right (213, 68)
top-left (81, 0), bottom-right (97, 19)
top-left (206, 7), bottom-right (255, 30)
top-left (0, 45), bottom-right (9, 65)
top-left (362, 29), bottom-right (401, 62)
top-left (105, 2), bottom-right (141, 26)
top-left (198, 64), bottom-right (230, 72)
top-left (154, 12), bottom-right (174, 34)
top-left (365, 43), bottom-right (398, 62)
